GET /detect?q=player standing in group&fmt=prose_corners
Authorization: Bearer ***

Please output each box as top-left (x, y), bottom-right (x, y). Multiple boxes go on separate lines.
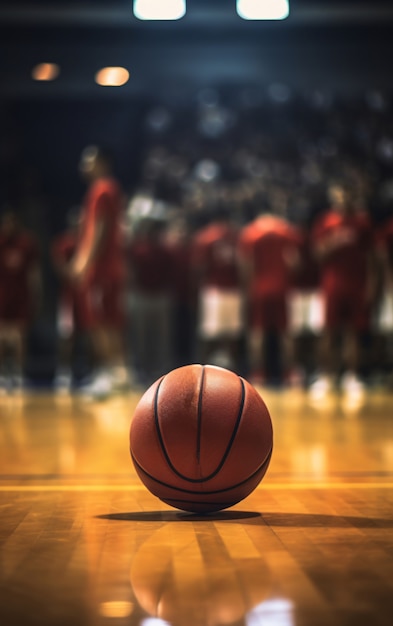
top-left (127, 215), bottom-right (173, 386)
top-left (0, 209), bottom-right (41, 393)
top-left (372, 208), bottom-right (393, 386)
top-left (68, 145), bottom-right (129, 399)
top-left (191, 203), bottom-right (243, 371)
top-left (309, 181), bottom-right (376, 399)
top-left (51, 208), bottom-right (90, 394)
top-left (164, 213), bottom-right (194, 369)
top-left (238, 187), bottom-right (303, 386)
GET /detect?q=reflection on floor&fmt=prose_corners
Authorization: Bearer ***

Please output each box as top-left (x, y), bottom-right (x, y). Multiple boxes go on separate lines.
top-left (0, 388), bottom-right (392, 626)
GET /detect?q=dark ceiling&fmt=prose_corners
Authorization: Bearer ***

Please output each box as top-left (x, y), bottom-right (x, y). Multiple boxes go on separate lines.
top-left (1, 1), bottom-right (393, 100)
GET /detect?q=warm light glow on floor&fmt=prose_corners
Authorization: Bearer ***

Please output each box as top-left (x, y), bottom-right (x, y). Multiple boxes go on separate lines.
top-left (99, 601), bottom-right (134, 618)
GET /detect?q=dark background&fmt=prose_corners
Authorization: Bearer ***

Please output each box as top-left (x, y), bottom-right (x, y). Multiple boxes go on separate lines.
top-left (2, 1), bottom-right (393, 208)
top-left (1, 1), bottom-right (393, 383)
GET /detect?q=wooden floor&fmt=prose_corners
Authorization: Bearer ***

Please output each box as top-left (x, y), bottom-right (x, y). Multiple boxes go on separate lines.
top-left (1, 386), bottom-right (393, 626)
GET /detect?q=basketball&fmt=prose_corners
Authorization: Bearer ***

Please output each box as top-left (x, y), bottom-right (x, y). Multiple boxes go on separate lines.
top-left (129, 364), bottom-right (273, 513)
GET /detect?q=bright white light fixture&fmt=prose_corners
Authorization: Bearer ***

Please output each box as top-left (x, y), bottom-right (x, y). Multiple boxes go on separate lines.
top-left (95, 67), bottom-right (130, 86)
top-left (134, 0), bottom-right (186, 20)
top-left (237, 0), bottom-right (289, 20)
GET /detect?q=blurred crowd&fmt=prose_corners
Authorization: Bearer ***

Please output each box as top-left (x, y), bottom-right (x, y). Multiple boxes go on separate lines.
top-left (1, 87), bottom-right (393, 399)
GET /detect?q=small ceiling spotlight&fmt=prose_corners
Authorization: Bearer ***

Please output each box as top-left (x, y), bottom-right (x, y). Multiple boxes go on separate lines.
top-left (237, 0), bottom-right (290, 20)
top-left (95, 67), bottom-right (130, 87)
top-left (133, 0), bottom-right (186, 21)
top-left (32, 63), bottom-right (60, 81)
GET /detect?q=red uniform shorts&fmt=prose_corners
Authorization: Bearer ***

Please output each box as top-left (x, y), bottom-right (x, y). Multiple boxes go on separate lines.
top-left (0, 288), bottom-right (31, 327)
top-left (249, 292), bottom-right (287, 331)
top-left (76, 277), bottom-right (125, 330)
top-left (323, 289), bottom-right (370, 331)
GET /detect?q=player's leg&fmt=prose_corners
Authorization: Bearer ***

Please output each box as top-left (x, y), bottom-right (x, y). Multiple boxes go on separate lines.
top-left (89, 278), bottom-right (131, 394)
top-left (221, 289), bottom-right (244, 372)
top-left (74, 281), bottom-right (114, 398)
top-left (340, 293), bottom-right (370, 397)
top-left (0, 291), bottom-right (29, 393)
top-left (245, 293), bottom-right (269, 384)
top-left (246, 327), bottom-right (265, 385)
top-left (1, 324), bottom-right (27, 393)
top-left (197, 287), bottom-right (221, 365)
top-left (0, 326), bottom-right (7, 393)
top-left (309, 291), bottom-right (339, 398)
top-left (274, 292), bottom-right (299, 387)
top-left (54, 292), bottom-right (74, 393)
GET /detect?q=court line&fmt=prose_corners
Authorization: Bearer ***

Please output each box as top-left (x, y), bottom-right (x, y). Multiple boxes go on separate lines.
top-left (0, 482), bottom-right (393, 492)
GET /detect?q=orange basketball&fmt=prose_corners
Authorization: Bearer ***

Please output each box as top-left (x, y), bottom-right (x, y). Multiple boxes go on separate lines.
top-left (129, 364), bottom-right (273, 513)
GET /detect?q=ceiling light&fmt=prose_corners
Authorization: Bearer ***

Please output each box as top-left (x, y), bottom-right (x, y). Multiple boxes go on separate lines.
top-left (95, 67), bottom-right (130, 87)
top-left (32, 63), bottom-right (60, 81)
top-left (237, 0), bottom-right (290, 20)
top-left (133, 0), bottom-right (186, 21)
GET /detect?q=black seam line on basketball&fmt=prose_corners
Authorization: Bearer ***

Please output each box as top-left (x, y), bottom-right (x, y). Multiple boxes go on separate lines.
top-left (196, 364), bottom-right (205, 463)
top-left (153, 372), bottom-right (246, 483)
top-left (131, 447), bottom-right (272, 495)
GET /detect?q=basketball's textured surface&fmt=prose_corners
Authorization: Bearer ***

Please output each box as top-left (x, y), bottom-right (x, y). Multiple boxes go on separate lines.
top-left (129, 364), bottom-right (273, 513)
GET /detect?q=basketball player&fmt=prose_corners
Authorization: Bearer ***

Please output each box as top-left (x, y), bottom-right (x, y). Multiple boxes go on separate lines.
top-left (374, 210), bottom-right (393, 385)
top-left (164, 213), bottom-right (194, 368)
top-left (0, 209), bottom-right (41, 393)
top-left (68, 145), bottom-right (129, 398)
top-left (127, 215), bottom-right (173, 385)
top-left (309, 181), bottom-right (376, 398)
top-left (191, 204), bottom-right (243, 371)
top-left (287, 226), bottom-right (324, 387)
top-left (51, 209), bottom-right (91, 393)
top-left (238, 188), bottom-right (303, 385)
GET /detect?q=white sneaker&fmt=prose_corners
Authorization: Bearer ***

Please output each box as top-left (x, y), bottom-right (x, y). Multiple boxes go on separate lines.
top-left (110, 367), bottom-right (132, 393)
top-left (0, 376), bottom-right (9, 395)
top-left (209, 350), bottom-right (233, 370)
top-left (10, 375), bottom-right (26, 395)
top-left (341, 372), bottom-right (365, 398)
top-left (309, 375), bottom-right (333, 401)
top-left (78, 371), bottom-right (113, 401)
top-left (54, 371), bottom-right (72, 394)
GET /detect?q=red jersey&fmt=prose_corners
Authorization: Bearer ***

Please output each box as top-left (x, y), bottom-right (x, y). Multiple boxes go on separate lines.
top-left (239, 215), bottom-right (303, 296)
top-left (376, 215), bottom-right (393, 270)
top-left (0, 232), bottom-right (38, 291)
top-left (128, 236), bottom-right (173, 293)
top-left (311, 209), bottom-right (373, 294)
top-left (291, 233), bottom-right (320, 291)
top-left (51, 232), bottom-right (76, 268)
top-left (192, 221), bottom-right (240, 289)
top-left (166, 240), bottom-right (192, 303)
top-left (51, 232), bottom-right (78, 307)
top-left (78, 177), bottom-right (125, 281)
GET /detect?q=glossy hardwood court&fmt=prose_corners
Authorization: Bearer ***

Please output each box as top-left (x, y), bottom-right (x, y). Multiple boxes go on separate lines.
top-left (1, 386), bottom-right (393, 626)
